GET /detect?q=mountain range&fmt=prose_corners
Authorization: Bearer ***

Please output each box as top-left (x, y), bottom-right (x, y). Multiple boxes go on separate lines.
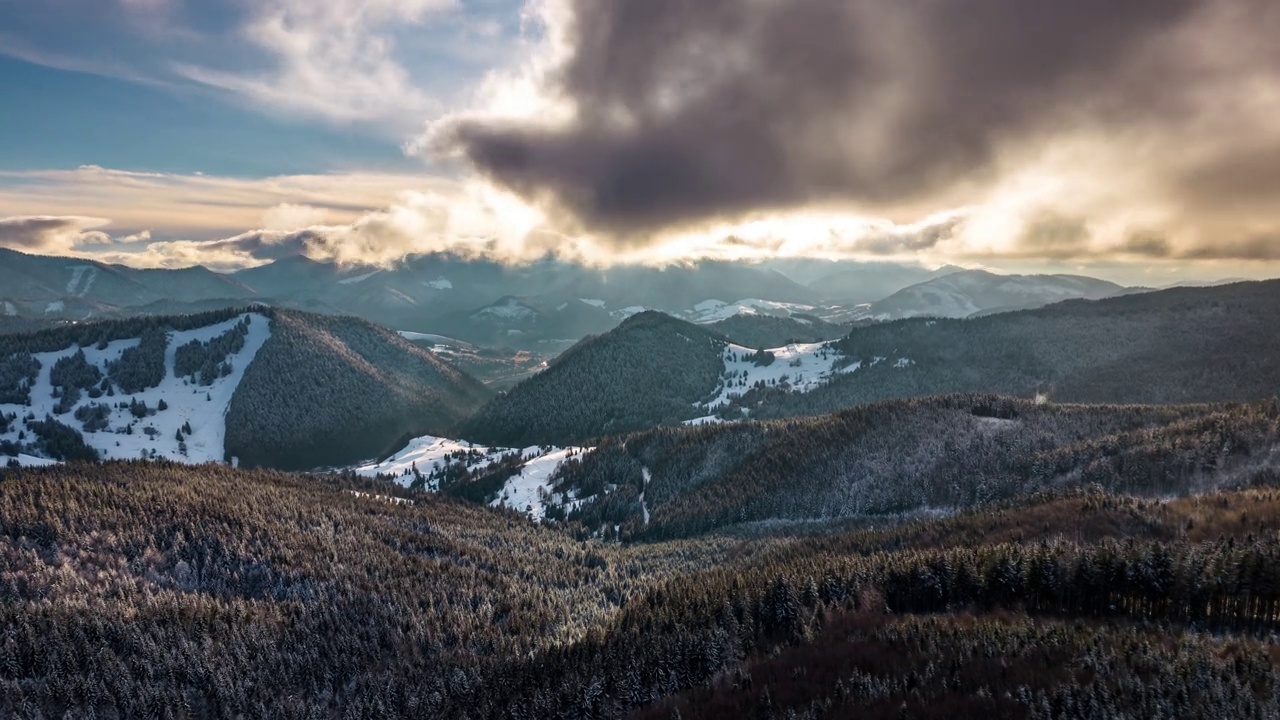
top-left (1, 247), bottom-right (1187, 350)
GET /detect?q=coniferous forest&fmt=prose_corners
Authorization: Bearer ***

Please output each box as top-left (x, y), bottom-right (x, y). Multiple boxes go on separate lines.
top-left (5, 282), bottom-right (1280, 718)
top-left (6, 462), bottom-right (1280, 718)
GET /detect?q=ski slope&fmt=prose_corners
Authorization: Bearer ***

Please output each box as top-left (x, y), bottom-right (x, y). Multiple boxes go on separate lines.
top-left (0, 312), bottom-right (271, 465)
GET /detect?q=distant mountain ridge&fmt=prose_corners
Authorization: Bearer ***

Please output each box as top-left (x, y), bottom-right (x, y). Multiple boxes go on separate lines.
top-left (860, 269), bottom-right (1127, 320)
top-left (746, 278), bottom-right (1280, 420)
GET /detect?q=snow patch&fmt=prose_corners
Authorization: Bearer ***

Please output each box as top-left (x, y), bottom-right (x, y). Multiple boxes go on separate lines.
top-left (475, 298), bottom-right (536, 321)
top-left (639, 467), bottom-right (652, 525)
top-left (426, 278), bottom-right (453, 290)
top-left (66, 266), bottom-right (97, 297)
top-left (338, 270), bottom-right (381, 285)
top-left (44, 301), bottom-right (64, 314)
top-left (398, 331), bottom-right (458, 345)
top-left (579, 298), bottom-right (606, 308)
top-left (3, 454), bottom-right (61, 468)
top-left (349, 490), bottom-right (413, 506)
top-left (0, 313), bottom-right (271, 464)
top-left (612, 306), bottom-right (649, 320)
top-left (702, 341), bottom-right (860, 412)
top-left (2, 302), bottom-right (15, 317)
top-left (351, 435), bottom-right (588, 521)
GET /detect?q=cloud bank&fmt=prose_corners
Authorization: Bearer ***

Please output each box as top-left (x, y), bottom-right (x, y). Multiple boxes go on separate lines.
top-left (429, 0), bottom-right (1280, 261)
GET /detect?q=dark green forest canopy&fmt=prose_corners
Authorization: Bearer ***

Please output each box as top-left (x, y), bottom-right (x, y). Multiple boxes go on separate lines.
top-left (5, 462), bottom-right (1280, 718)
top-left (224, 310), bottom-right (492, 469)
top-left (548, 393), bottom-right (1280, 540)
top-left (458, 311), bottom-right (729, 446)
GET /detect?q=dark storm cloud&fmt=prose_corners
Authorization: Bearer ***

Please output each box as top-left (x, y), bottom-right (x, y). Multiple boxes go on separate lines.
top-left (436, 0), bottom-right (1208, 235)
top-left (1013, 214), bottom-right (1092, 260)
top-left (1121, 231), bottom-right (1174, 259)
top-left (1181, 235), bottom-right (1280, 261)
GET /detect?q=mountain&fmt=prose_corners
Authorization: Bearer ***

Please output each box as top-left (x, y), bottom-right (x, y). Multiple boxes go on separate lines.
top-left (456, 312), bottom-right (730, 446)
top-left (457, 310), bottom-right (869, 446)
top-left (424, 295), bottom-right (619, 349)
top-left (232, 254), bottom-right (821, 325)
top-left (0, 247), bottom-right (254, 316)
top-left (705, 313), bottom-right (847, 348)
top-left (0, 307), bottom-right (490, 470)
top-left (745, 279), bottom-right (1280, 420)
top-left (224, 310), bottom-right (492, 469)
top-left (861, 269), bottom-right (1126, 320)
top-left (367, 392), bottom-right (1279, 540)
top-left (804, 262), bottom-right (963, 304)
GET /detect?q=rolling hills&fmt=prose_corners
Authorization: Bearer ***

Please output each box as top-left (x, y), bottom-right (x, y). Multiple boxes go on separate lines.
top-left (744, 278), bottom-right (1280, 421)
top-left (456, 311), bottom-right (861, 446)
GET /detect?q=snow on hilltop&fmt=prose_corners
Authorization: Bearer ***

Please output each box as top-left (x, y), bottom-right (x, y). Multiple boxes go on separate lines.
top-left (352, 435), bottom-right (590, 521)
top-left (1, 313), bottom-right (270, 465)
top-left (686, 341), bottom-right (861, 421)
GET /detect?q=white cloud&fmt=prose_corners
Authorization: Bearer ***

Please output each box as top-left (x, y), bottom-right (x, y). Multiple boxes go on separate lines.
top-left (262, 203), bottom-right (330, 231)
top-left (176, 0), bottom-right (457, 125)
top-left (0, 165), bottom-right (450, 236)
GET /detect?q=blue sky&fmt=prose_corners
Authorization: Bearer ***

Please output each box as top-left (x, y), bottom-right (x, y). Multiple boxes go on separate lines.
top-left (0, 0), bottom-right (523, 176)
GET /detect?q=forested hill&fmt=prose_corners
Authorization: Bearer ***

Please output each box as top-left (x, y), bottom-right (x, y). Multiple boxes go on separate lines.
top-left (457, 311), bottom-right (729, 446)
top-left (706, 313), bottom-right (847, 349)
top-left (744, 279), bottom-right (1280, 420)
top-left (546, 393), bottom-right (1280, 540)
top-left (224, 310), bottom-right (492, 469)
top-left (0, 308), bottom-right (491, 470)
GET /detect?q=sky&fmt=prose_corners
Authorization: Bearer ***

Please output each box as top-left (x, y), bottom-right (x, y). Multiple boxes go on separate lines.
top-left (0, 0), bottom-right (1277, 285)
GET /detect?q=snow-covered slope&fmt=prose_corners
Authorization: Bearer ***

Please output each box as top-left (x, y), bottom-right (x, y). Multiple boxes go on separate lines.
top-left (688, 341), bottom-right (861, 421)
top-left (0, 313), bottom-right (270, 464)
top-left (352, 435), bottom-right (589, 521)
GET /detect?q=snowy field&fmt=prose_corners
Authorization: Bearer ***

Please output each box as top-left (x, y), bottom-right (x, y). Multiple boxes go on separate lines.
top-left (351, 435), bottom-right (589, 521)
top-left (702, 341), bottom-right (860, 411)
top-left (0, 312), bottom-right (270, 465)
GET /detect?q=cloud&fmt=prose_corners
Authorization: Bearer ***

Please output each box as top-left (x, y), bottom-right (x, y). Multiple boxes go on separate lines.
top-left (176, 0), bottom-right (457, 125)
top-left (262, 203), bottom-right (330, 231)
top-left (423, 0), bottom-right (1280, 265)
top-left (0, 165), bottom-right (449, 237)
top-left (0, 216), bottom-right (113, 253)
